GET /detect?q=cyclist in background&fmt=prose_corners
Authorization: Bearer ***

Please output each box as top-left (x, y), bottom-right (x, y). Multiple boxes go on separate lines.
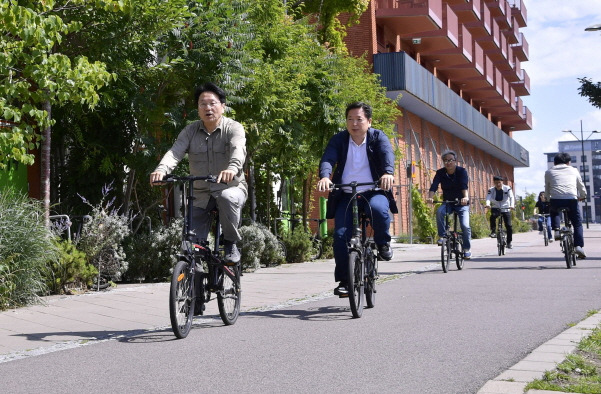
top-left (534, 191), bottom-right (552, 243)
top-left (317, 102), bottom-right (397, 297)
top-left (544, 152), bottom-right (587, 258)
top-left (484, 175), bottom-right (515, 249)
top-left (150, 83), bottom-right (247, 264)
top-left (427, 150), bottom-right (472, 259)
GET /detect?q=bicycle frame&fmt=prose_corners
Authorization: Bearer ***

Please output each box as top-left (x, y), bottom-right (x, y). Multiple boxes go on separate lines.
top-left (440, 200), bottom-right (464, 272)
top-left (493, 208), bottom-right (509, 256)
top-left (558, 208), bottom-right (576, 269)
top-left (331, 180), bottom-right (380, 318)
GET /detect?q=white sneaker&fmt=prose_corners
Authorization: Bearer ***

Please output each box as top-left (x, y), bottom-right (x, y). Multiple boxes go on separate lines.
top-left (437, 238), bottom-right (444, 246)
top-left (575, 246), bottom-right (586, 259)
top-left (554, 230), bottom-right (561, 241)
top-left (549, 238), bottom-right (553, 243)
top-left (538, 230), bottom-right (543, 235)
top-left (463, 249), bottom-right (471, 259)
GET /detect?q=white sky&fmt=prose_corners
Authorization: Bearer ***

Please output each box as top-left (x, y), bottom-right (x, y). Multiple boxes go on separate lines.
top-left (512, 0), bottom-right (601, 197)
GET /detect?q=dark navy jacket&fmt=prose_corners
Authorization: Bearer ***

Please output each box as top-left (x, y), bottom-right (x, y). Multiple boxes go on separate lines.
top-left (429, 166), bottom-right (469, 201)
top-left (319, 128), bottom-right (398, 218)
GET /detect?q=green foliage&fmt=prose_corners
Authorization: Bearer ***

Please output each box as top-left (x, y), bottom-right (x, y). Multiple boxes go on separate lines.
top-left (0, 0), bottom-right (123, 168)
top-left (469, 211), bottom-right (489, 240)
top-left (0, 188), bottom-right (57, 310)
top-left (411, 186), bottom-right (436, 242)
top-left (75, 186), bottom-right (131, 280)
top-left (579, 77), bottom-right (601, 109)
top-left (521, 192), bottom-right (537, 218)
top-left (46, 239), bottom-right (97, 294)
top-left (283, 226), bottom-right (314, 264)
top-left (239, 223), bottom-right (285, 272)
top-left (122, 218), bottom-right (182, 282)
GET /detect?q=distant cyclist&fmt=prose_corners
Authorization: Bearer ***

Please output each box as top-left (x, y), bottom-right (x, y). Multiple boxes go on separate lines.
top-left (544, 152), bottom-right (587, 259)
top-left (484, 175), bottom-right (515, 249)
top-left (427, 150), bottom-right (472, 259)
top-left (534, 191), bottom-right (552, 243)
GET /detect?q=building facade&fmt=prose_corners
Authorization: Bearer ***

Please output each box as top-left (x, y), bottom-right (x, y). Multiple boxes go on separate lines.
top-left (313, 0), bottom-right (532, 237)
top-left (547, 139), bottom-right (601, 224)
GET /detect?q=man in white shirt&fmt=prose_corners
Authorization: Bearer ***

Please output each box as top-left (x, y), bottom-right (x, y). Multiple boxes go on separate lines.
top-left (485, 176), bottom-right (515, 248)
top-left (544, 152), bottom-right (587, 258)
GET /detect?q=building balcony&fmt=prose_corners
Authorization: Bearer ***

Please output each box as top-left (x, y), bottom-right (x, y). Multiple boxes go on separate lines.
top-left (373, 51), bottom-right (529, 167)
top-left (374, 0), bottom-right (444, 36)
top-left (511, 0), bottom-right (527, 28)
top-left (511, 32), bottom-right (529, 61)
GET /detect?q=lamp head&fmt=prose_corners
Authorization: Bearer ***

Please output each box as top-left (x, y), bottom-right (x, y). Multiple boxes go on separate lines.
top-left (585, 23), bottom-right (601, 32)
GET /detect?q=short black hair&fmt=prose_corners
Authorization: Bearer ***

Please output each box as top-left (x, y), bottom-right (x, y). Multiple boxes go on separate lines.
top-left (493, 175), bottom-right (504, 181)
top-left (554, 152), bottom-right (571, 165)
top-left (194, 82), bottom-right (226, 105)
top-left (345, 102), bottom-right (372, 119)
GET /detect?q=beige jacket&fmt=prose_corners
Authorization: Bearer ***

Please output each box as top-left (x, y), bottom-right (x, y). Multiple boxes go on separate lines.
top-left (155, 116), bottom-right (247, 208)
top-left (544, 164), bottom-right (586, 200)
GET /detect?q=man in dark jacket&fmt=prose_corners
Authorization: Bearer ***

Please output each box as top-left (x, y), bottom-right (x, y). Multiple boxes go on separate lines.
top-left (317, 102), bottom-right (397, 297)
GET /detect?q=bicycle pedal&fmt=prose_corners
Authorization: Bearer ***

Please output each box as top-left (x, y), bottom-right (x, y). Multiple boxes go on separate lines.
top-left (338, 293), bottom-right (349, 298)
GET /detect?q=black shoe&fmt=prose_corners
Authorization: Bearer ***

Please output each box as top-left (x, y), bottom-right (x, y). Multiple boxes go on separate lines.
top-left (490, 232), bottom-right (496, 238)
top-left (224, 241), bottom-right (240, 264)
top-left (334, 282), bottom-right (349, 297)
top-left (377, 243), bottom-right (393, 261)
top-left (507, 243), bottom-right (512, 249)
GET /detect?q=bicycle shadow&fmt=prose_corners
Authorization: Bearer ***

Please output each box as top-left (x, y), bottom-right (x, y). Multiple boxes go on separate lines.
top-left (242, 305), bottom-right (354, 322)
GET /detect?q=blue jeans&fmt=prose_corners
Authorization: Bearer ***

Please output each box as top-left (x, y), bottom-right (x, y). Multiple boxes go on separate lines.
top-left (537, 215), bottom-right (552, 239)
top-left (333, 191), bottom-right (391, 282)
top-left (436, 203), bottom-right (471, 250)
top-left (550, 199), bottom-right (584, 247)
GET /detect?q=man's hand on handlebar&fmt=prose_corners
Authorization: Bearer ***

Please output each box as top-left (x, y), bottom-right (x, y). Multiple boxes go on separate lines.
top-left (150, 171), bottom-right (165, 186)
top-left (379, 174), bottom-right (394, 191)
top-left (317, 177), bottom-right (333, 192)
top-left (216, 169), bottom-right (235, 184)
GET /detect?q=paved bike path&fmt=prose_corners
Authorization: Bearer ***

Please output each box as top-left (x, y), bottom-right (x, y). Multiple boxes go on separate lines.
top-left (1, 226), bottom-right (601, 394)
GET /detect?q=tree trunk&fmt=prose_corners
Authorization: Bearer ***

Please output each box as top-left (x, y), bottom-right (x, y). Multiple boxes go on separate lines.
top-left (41, 100), bottom-right (51, 227)
top-left (122, 168), bottom-right (136, 216)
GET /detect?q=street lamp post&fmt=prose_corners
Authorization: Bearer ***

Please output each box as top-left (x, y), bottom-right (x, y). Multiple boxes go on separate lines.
top-left (585, 23), bottom-right (601, 31)
top-left (563, 121), bottom-right (600, 229)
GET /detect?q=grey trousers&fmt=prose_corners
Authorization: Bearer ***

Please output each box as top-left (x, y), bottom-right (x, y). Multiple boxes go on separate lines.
top-left (191, 187), bottom-right (247, 243)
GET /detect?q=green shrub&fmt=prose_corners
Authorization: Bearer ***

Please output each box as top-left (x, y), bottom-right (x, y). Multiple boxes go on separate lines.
top-left (321, 232), bottom-right (334, 259)
top-left (0, 188), bottom-right (57, 310)
top-left (46, 239), bottom-right (97, 294)
top-left (123, 218), bottom-right (182, 282)
top-left (283, 226), bottom-right (313, 264)
top-left (75, 186), bottom-right (131, 281)
top-left (411, 186), bottom-right (436, 243)
top-left (239, 224), bottom-right (265, 272)
top-left (469, 211), bottom-right (489, 239)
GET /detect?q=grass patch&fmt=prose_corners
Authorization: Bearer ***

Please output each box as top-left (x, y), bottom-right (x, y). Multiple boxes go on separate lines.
top-left (525, 310), bottom-right (601, 393)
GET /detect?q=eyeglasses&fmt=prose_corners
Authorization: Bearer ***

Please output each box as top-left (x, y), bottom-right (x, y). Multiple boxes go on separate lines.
top-left (199, 102), bottom-right (222, 108)
top-left (443, 159), bottom-right (455, 164)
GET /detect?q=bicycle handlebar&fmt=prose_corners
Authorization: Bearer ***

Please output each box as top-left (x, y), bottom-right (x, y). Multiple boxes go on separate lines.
top-left (153, 174), bottom-right (218, 184)
top-left (330, 180), bottom-right (380, 190)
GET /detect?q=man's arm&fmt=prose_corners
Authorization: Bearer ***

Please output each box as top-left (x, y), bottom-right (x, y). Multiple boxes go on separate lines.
top-left (507, 187), bottom-right (515, 209)
top-left (218, 122), bottom-right (246, 183)
top-left (150, 126), bottom-right (192, 185)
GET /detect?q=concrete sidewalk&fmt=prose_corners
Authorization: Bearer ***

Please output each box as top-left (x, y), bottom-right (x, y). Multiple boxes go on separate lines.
top-left (1, 226), bottom-right (600, 394)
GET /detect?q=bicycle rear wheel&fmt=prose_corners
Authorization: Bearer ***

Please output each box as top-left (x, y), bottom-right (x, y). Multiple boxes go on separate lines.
top-left (497, 230), bottom-right (504, 256)
top-left (441, 237), bottom-right (450, 273)
top-left (543, 223), bottom-right (549, 246)
top-left (348, 251), bottom-right (364, 318)
top-left (563, 236), bottom-right (576, 269)
top-left (455, 237), bottom-right (464, 270)
top-left (365, 249), bottom-right (377, 308)
top-left (217, 264), bottom-right (241, 325)
top-left (169, 260), bottom-right (195, 339)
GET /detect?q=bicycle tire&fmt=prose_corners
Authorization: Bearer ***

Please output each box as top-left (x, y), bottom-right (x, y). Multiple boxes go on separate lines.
top-left (278, 240), bottom-right (287, 260)
top-left (455, 237), bottom-right (464, 270)
top-left (365, 249), bottom-right (377, 308)
top-left (348, 251), bottom-right (364, 318)
top-left (310, 236), bottom-right (323, 260)
top-left (169, 260), bottom-right (195, 339)
top-left (217, 264), bottom-right (241, 325)
top-left (543, 222), bottom-right (549, 246)
top-left (441, 237), bottom-right (450, 273)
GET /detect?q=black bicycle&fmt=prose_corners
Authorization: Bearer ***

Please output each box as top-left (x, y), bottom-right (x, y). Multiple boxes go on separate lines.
top-left (538, 213), bottom-right (550, 246)
top-left (331, 181), bottom-right (380, 318)
top-left (493, 208), bottom-right (509, 256)
top-left (439, 200), bottom-right (464, 273)
top-left (157, 174), bottom-right (242, 339)
top-left (557, 207), bottom-right (576, 269)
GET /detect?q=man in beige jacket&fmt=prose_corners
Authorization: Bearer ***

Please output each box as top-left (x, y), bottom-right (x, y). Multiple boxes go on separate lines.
top-left (150, 83), bottom-right (247, 263)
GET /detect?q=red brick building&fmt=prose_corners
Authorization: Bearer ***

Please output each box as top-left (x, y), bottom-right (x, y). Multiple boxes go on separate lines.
top-left (313, 0), bottom-right (531, 237)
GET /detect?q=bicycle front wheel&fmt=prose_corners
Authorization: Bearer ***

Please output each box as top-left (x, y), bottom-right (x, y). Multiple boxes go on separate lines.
top-left (348, 251), bottom-right (364, 318)
top-left (169, 260), bottom-right (195, 339)
top-left (441, 238), bottom-right (450, 273)
top-left (365, 250), bottom-right (377, 308)
top-left (543, 224), bottom-right (549, 246)
top-left (497, 231), bottom-right (504, 256)
top-left (217, 264), bottom-right (241, 325)
top-left (310, 236), bottom-right (323, 260)
top-left (455, 237), bottom-right (464, 270)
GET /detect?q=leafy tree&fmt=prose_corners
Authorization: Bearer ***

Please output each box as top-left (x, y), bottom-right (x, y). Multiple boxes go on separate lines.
top-left (578, 77), bottom-right (601, 109)
top-left (0, 0), bottom-right (130, 219)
